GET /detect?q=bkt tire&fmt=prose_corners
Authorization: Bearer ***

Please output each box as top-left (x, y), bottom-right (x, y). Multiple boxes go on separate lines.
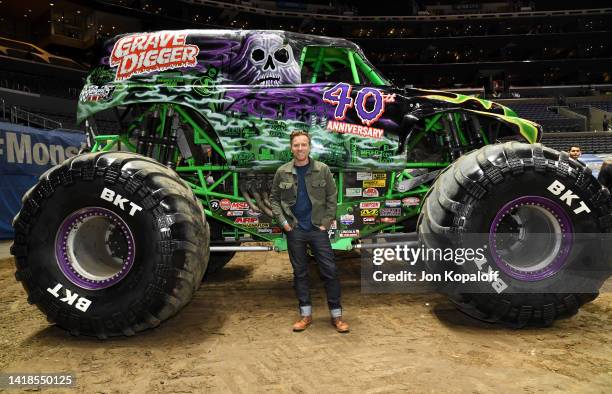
top-left (11, 152), bottom-right (210, 338)
top-left (418, 142), bottom-right (612, 327)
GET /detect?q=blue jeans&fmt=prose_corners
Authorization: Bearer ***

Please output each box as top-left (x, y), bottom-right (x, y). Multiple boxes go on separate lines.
top-left (286, 227), bottom-right (342, 317)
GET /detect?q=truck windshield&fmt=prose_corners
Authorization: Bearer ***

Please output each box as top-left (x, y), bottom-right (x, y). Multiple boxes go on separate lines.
top-left (299, 46), bottom-right (389, 86)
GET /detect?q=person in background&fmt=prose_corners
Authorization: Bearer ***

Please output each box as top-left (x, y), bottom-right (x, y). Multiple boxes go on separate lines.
top-left (598, 159), bottom-right (612, 190)
top-left (603, 115), bottom-right (610, 132)
top-left (568, 145), bottom-right (582, 160)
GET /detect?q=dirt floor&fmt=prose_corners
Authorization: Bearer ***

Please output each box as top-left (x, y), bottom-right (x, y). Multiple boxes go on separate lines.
top-left (1, 247), bottom-right (611, 393)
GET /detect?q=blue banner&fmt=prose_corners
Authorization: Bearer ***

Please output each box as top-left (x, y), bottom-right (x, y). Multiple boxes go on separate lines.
top-left (0, 122), bottom-right (86, 239)
top-left (580, 153), bottom-right (612, 178)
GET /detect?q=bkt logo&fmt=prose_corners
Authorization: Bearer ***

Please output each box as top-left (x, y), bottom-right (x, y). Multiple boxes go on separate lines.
top-left (47, 283), bottom-right (92, 312)
top-left (547, 180), bottom-right (591, 215)
top-left (100, 188), bottom-right (143, 216)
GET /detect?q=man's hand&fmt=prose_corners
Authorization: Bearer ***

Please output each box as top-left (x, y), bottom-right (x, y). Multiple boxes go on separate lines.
top-left (283, 223), bottom-right (292, 232)
top-left (319, 225), bottom-right (326, 231)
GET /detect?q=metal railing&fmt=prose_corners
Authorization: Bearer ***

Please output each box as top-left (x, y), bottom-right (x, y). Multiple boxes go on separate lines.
top-left (10, 106), bottom-right (62, 130)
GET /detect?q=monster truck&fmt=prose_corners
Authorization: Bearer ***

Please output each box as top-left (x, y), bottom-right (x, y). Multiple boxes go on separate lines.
top-left (11, 30), bottom-right (612, 337)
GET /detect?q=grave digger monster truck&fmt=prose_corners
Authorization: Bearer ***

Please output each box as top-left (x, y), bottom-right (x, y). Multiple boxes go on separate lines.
top-left (11, 30), bottom-right (612, 337)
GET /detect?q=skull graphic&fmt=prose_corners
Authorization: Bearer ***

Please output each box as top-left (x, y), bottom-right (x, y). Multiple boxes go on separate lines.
top-left (233, 33), bottom-right (301, 86)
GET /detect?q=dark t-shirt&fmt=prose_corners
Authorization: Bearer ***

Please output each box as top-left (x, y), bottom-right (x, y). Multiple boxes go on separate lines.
top-left (291, 163), bottom-right (314, 231)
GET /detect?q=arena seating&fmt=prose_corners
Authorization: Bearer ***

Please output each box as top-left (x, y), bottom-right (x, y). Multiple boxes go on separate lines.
top-left (506, 102), bottom-right (583, 132)
top-left (1, 102), bottom-right (80, 131)
top-left (0, 70), bottom-right (81, 100)
top-left (541, 132), bottom-right (612, 153)
top-left (574, 100), bottom-right (612, 112)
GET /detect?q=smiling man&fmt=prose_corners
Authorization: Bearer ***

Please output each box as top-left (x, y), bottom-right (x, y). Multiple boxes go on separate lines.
top-left (270, 130), bottom-right (349, 333)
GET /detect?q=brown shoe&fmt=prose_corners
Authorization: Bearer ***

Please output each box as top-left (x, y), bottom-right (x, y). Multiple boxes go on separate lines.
top-left (292, 315), bottom-right (312, 332)
top-left (331, 317), bottom-right (350, 333)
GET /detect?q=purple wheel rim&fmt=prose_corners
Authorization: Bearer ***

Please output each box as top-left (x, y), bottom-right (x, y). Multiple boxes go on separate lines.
top-left (489, 196), bottom-right (573, 281)
top-left (55, 207), bottom-right (135, 290)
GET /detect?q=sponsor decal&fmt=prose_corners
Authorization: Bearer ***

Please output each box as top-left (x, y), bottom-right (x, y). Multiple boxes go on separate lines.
top-left (372, 172), bottom-right (387, 180)
top-left (47, 283), bottom-right (92, 312)
top-left (326, 120), bottom-right (384, 139)
top-left (363, 188), bottom-right (379, 197)
top-left (258, 226), bottom-right (282, 233)
top-left (235, 217), bottom-right (258, 224)
top-left (380, 217), bottom-right (396, 223)
top-left (246, 223), bottom-right (270, 228)
top-left (402, 197), bottom-right (421, 206)
top-left (363, 179), bottom-right (385, 188)
top-left (230, 202), bottom-right (250, 210)
top-left (225, 211), bottom-right (243, 217)
top-left (356, 172), bottom-right (372, 181)
top-left (340, 214), bottom-right (355, 225)
top-left (79, 84), bottom-right (115, 102)
top-left (360, 201), bottom-right (380, 209)
top-left (193, 66), bottom-right (218, 96)
top-left (110, 31), bottom-right (200, 81)
top-left (219, 199), bottom-right (231, 210)
top-left (547, 180), bottom-right (591, 214)
top-left (247, 209), bottom-right (262, 217)
top-left (353, 145), bottom-right (395, 163)
top-left (339, 229), bottom-right (359, 238)
top-left (100, 188), bottom-right (143, 216)
top-left (323, 82), bottom-right (395, 126)
top-left (345, 187), bottom-right (363, 197)
top-left (209, 199), bottom-right (220, 210)
top-left (385, 199), bottom-right (401, 208)
top-left (380, 207), bottom-right (402, 217)
top-left (360, 209), bottom-right (379, 216)
top-left (157, 76), bottom-right (184, 87)
top-left (237, 222), bottom-right (269, 228)
top-left (232, 151), bottom-right (256, 166)
top-left (362, 217), bottom-right (376, 224)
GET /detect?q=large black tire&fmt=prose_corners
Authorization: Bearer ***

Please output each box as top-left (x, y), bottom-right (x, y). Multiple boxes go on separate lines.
top-left (11, 152), bottom-right (210, 338)
top-left (418, 142), bottom-right (612, 327)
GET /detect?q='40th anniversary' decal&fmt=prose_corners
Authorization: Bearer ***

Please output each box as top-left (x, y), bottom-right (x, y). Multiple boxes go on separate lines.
top-left (323, 83), bottom-right (395, 126)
